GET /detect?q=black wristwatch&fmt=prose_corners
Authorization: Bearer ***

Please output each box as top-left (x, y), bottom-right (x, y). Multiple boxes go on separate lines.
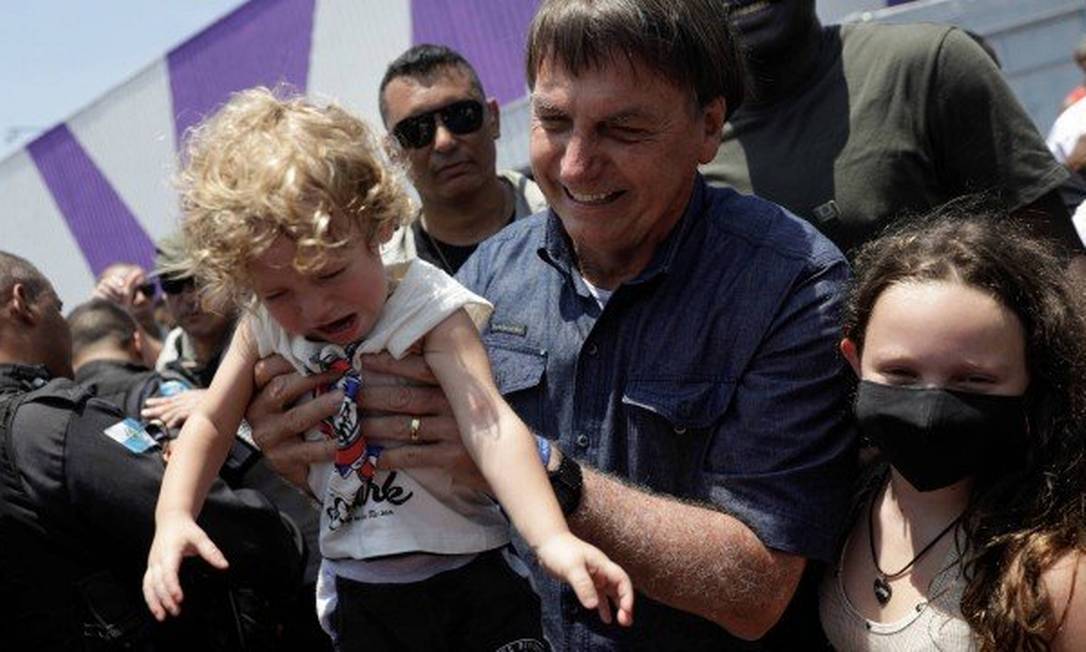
top-left (548, 451), bottom-right (583, 517)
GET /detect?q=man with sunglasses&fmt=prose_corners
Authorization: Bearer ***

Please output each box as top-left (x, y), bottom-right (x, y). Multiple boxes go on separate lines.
top-left (378, 44), bottom-right (546, 274)
top-left (151, 233), bottom-right (236, 389)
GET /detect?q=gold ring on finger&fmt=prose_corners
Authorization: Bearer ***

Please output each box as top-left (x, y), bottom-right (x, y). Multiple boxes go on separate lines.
top-left (409, 416), bottom-right (421, 442)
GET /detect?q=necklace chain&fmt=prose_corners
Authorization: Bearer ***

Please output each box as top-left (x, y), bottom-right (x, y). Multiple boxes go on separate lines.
top-left (867, 481), bottom-right (963, 605)
top-left (419, 182), bottom-right (515, 275)
top-left (421, 223), bottom-right (456, 275)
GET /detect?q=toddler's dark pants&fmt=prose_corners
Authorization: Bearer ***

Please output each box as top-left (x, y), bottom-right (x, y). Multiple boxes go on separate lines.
top-left (331, 548), bottom-right (547, 652)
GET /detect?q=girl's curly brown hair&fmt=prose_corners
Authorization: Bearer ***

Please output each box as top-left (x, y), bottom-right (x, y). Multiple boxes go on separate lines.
top-left (175, 86), bottom-right (412, 306)
top-left (844, 200), bottom-right (1086, 650)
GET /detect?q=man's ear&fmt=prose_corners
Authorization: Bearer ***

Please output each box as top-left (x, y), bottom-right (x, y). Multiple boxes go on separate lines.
top-left (9, 283), bottom-right (37, 325)
top-left (840, 337), bottom-right (862, 377)
top-left (487, 98), bottom-right (501, 140)
top-left (696, 97), bottom-right (726, 164)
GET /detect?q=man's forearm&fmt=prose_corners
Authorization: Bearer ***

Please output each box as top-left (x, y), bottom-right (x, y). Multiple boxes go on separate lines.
top-left (567, 466), bottom-right (805, 640)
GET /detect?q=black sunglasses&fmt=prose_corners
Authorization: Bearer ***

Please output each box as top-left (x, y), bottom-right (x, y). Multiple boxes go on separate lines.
top-left (392, 99), bottom-right (484, 149)
top-left (135, 281), bottom-right (158, 298)
top-left (159, 275), bottom-right (195, 296)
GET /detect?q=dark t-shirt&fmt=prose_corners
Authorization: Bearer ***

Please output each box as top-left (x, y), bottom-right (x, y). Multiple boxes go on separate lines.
top-left (74, 358), bottom-right (188, 420)
top-left (701, 23), bottom-right (1071, 255)
top-left (411, 219), bottom-right (484, 275)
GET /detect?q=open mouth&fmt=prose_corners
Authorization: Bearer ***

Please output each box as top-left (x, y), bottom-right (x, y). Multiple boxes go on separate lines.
top-left (730, 0), bottom-right (771, 19)
top-left (564, 186), bottom-right (625, 206)
top-left (316, 314), bottom-right (357, 339)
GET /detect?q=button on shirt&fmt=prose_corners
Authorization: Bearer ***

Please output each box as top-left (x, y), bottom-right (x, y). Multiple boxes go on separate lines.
top-left (458, 176), bottom-right (856, 651)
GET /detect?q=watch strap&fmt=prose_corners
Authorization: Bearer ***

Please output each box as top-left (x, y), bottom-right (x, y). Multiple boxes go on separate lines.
top-left (549, 451), bottom-right (583, 517)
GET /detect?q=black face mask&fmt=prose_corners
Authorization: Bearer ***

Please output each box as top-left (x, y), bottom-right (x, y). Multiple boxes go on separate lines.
top-left (724, 0), bottom-right (818, 62)
top-left (855, 380), bottom-right (1026, 492)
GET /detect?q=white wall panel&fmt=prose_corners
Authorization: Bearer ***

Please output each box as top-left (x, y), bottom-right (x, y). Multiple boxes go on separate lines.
top-left (0, 151), bottom-right (94, 308)
top-left (308, 0), bottom-right (412, 129)
top-left (67, 60), bottom-right (182, 242)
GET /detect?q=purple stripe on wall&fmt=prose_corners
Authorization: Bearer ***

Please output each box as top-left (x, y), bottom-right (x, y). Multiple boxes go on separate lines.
top-left (412, 0), bottom-right (540, 105)
top-left (168, 0), bottom-right (316, 146)
top-left (27, 125), bottom-right (156, 277)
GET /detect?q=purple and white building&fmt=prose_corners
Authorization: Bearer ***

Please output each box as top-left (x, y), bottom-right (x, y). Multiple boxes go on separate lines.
top-left (1, 0), bottom-right (1082, 308)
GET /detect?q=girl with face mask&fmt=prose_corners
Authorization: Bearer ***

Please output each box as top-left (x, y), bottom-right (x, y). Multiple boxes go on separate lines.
top-left (818, 204), bottom-right (1086, 651)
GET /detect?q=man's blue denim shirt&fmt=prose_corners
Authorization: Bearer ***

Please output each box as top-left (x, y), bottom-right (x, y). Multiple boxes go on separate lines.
top-left (458, 176), bottom-right (856, 650)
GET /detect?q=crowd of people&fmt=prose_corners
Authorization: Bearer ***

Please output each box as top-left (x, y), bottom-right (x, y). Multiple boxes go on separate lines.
top-left (2, 1), bottom-right (1086, 650)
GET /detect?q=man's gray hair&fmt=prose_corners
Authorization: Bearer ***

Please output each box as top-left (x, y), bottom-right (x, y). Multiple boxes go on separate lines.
top-left (525, 0), bottom-right (747, 118)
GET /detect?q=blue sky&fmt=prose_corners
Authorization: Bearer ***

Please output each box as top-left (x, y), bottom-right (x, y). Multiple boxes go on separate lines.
top-left (0, 0), bottom-right (246, 159)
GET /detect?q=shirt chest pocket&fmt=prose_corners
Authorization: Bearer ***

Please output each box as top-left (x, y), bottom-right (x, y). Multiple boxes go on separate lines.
top-left (620, 380), bottom-right (735, 491)
top-left (621, 379), bottom-right (734, 434)
top-left (485, 339), bottom-right (547, 432)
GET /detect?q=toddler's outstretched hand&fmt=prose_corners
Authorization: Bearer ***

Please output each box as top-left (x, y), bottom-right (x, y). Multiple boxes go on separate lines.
top-left (536, 532), bottom-right (634, 626)
top-left (142, 515), bottom-right (229, 621)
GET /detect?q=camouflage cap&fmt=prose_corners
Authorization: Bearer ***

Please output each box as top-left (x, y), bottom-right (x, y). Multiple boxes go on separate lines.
top-left (152, 232), bottom-right (190, 280)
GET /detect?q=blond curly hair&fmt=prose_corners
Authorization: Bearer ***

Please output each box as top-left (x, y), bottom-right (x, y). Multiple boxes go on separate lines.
top-left (176, 86), bottom-right (412, 305)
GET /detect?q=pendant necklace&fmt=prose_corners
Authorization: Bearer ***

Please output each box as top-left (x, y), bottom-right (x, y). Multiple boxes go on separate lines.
top-left (420, 183), bottom-right (515, 276)
top-left (867, 487), bottom-right (963, 606)
top-left (421, 224), bottom-right (456, 275)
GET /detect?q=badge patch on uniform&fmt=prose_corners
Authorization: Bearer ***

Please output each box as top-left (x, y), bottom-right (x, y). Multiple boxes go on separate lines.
top-left (491, 322), bottom-right (528, 337)
top-left (103, 418), bottom-right (159, 454)
top-left (812, 200), bottom-right (840, 225)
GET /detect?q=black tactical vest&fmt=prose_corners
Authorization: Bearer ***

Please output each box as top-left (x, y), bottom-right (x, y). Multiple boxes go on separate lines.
top-left (0, 373), bottom-right (155, 650)
top-left (0, 369), bottom-right (283, 651)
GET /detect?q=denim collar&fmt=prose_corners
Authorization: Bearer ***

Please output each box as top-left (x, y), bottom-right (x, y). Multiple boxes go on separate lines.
top-left (538, 174), bottom-right (708, 290)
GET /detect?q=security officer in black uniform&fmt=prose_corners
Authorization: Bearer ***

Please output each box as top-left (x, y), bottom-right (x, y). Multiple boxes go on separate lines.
top-left (0, 251), bottom-right (304, 651)
top-left (69, 295), bottom-right (264, 486)
top-left (69, 298), bottom-right (191, 427)
top-left (68, 293), bottom-right (330, 649)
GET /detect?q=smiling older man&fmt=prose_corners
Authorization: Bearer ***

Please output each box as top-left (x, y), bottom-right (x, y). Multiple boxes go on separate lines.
top-left (450, 1), bottom-right (856, 648)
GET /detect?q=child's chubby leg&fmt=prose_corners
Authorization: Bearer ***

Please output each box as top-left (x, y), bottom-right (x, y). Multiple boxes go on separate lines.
top-left (535, 532), bottom-right (635, 627)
